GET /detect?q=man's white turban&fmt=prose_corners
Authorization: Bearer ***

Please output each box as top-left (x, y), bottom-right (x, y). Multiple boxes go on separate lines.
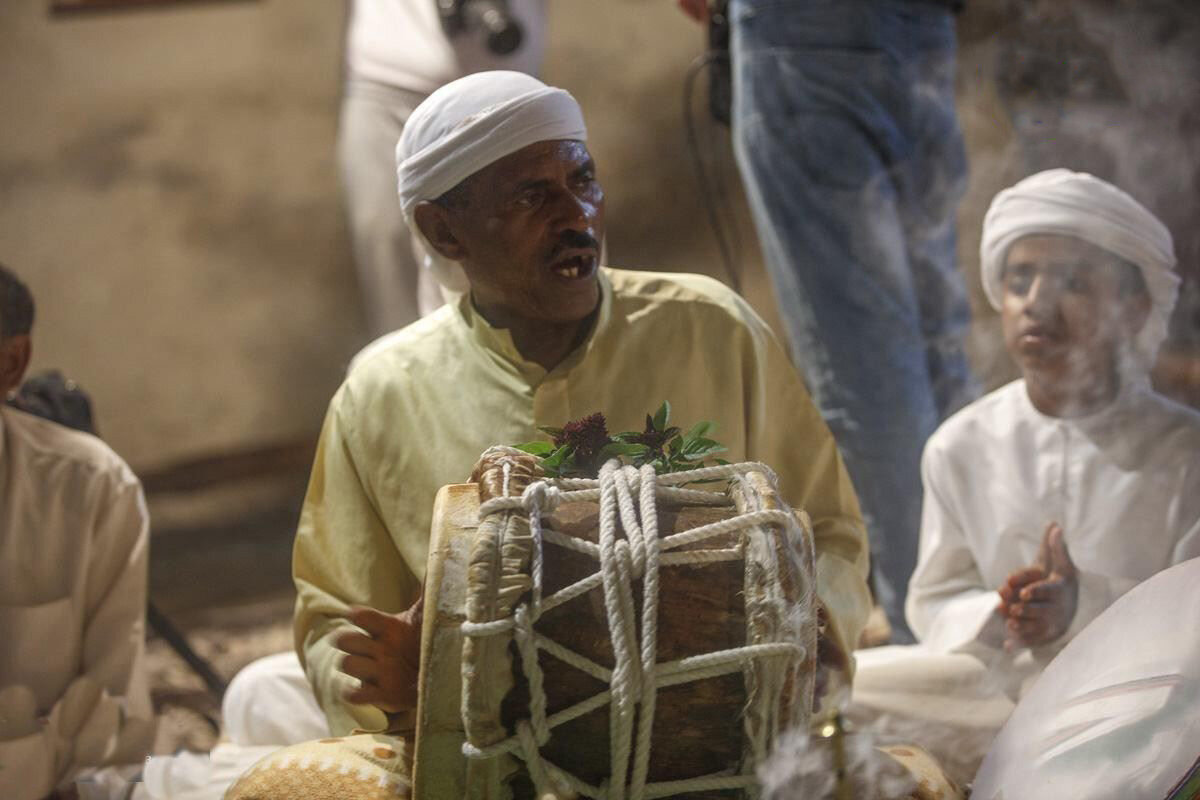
top-left (980, 168), bottom-right (1179, 369)
top-left (395, 71), bottom-right (588, 293)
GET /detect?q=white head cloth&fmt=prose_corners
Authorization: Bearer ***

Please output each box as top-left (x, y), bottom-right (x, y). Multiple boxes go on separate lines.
top-left (980, 168), bottom-right (1179, 369)
top-left (395, 71), bottom-right (588, 294)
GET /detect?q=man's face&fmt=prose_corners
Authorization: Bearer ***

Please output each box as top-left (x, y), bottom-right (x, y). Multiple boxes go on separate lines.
top-left (1000, 234), bottom-right (1148, 390)
top-left (438, 139), bottom-right (605, 325)
top-left (0, 334), bottom-right (31, 395)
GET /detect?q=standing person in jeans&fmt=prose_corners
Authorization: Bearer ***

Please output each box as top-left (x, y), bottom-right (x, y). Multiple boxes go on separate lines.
top-left (340, 0), bottom-right (547, 337)
top-left (677, 0), bottom-right (977, 641)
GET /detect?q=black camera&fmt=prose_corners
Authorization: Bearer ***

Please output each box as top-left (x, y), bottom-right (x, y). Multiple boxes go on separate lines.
top-left (437, 0), bottom-right (524, 56)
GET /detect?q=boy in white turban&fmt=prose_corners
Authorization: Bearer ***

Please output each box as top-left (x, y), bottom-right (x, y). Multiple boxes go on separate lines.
top-left (851, 169), bottom-right (1200, 776)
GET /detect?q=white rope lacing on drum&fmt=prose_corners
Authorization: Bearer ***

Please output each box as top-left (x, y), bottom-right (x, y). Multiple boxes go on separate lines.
top-left (460, 452), bottom-right (808, 799)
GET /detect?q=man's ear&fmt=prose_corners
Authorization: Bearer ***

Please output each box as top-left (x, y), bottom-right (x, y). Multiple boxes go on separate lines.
top-left (413, 202), bottom-right (468, 262)
top-left (1121, 290), bottom-right (1153, 338)
top-left (0, 335), bottom-right (32, 396)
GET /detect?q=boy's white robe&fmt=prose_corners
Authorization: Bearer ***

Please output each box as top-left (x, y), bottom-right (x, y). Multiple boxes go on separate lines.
top-left (853, 379), bottom-right (1200, 735)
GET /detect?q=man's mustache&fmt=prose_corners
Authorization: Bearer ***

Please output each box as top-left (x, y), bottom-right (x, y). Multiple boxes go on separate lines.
top-left (547, 230), bottom-right (601, 261)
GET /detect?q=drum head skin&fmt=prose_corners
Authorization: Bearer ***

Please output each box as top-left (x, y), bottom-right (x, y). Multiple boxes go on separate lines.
top-left (972, 558), bottom-right (1200, 800)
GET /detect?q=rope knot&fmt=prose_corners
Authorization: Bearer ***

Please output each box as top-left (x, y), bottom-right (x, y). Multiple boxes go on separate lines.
top-left (522, 480), bottom-right (561, 513)
top-left (463, 459), bottom-right (806, 798)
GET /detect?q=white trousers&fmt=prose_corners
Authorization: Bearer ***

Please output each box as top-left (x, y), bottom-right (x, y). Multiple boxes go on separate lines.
top-left (848, 645), bottom-right (1017, 783)
top-left (138, 653), bottom-right (327, 800)
top-left (337, 79), bottom-right (445, 338)
top-left (220, 652), bottom-right (328, 747)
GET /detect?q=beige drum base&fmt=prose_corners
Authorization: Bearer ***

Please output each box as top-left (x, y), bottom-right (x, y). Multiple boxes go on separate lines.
top-left (224, 733), bottom-right (412, 800)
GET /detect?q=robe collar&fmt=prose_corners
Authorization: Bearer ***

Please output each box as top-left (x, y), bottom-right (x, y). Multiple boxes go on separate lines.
top-left (1018, 376), bottom-right (1165, 468)
top-left (1017, 374), bottom-right (1149, 430)
top-left (453, 268), bottom-right (614, 384)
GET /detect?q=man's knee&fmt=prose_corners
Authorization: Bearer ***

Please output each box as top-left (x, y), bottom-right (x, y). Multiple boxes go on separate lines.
top-left (223, 652), bottom-right (328, 748)
top-left (225, 734), bottom-right (411, 800)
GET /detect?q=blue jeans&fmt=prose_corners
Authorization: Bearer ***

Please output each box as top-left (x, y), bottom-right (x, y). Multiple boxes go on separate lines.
top-left (731, 0), bottom-right (977, 641)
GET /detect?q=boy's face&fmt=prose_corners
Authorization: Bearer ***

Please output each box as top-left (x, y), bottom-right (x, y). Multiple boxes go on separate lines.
top-left (1000, 234), bottom-right (1150, 395)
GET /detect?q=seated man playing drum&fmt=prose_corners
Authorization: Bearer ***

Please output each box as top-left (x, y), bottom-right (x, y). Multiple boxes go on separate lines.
top-left (291, 71), bottom-right (871, 745)
top-left (853, 170), bottom-right (1200, 774)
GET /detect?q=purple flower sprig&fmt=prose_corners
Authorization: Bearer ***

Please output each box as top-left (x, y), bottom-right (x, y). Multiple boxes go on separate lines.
top-left (514, 401), bottom-right (727, 478)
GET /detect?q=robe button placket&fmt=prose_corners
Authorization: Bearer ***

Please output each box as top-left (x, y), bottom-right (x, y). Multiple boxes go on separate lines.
top-left (533, 377), bottom-right (571, 429)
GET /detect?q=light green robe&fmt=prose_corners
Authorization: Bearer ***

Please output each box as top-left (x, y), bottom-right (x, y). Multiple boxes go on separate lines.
top-left (293, 268), bottom-right (871, 735)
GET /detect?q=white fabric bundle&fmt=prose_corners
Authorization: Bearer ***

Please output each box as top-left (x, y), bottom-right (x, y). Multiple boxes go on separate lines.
top-left (972, 558), bottom-right (1200, 800)
top-left (395, 71), bottom-right (588, 293)
top-left (980, 169), bottom-right (1179, 369)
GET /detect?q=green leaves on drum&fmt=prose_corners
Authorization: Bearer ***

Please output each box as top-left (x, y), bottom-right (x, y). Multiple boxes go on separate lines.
top-left (513, 401), bottom-right (728, 478)
top-left (618, 401), bottom-right (727, 472)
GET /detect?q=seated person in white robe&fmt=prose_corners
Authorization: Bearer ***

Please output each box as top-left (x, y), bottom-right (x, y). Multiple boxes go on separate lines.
top-left (0, 264), bottom-right (155, 800)
top-left (852, 170), bottom-right (1200, 772)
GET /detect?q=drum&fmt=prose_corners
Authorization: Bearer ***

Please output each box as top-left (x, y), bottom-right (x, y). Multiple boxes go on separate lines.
top-left (413, 448), bottom-right (820, 799)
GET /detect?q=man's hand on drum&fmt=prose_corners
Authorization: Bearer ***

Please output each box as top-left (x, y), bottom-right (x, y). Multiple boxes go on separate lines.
top-left (996, 522), bottom-right (1079, 650)
top-left (335, 596), bottom-right (424, 713)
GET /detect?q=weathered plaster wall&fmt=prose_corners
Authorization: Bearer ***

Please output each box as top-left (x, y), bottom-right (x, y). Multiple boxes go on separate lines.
top-left (0, 0), bottom-right (360, 469)
top-left (1, 0), bottom-right (765, 474)
top-left (2, 0), bottom-right (1197, 480)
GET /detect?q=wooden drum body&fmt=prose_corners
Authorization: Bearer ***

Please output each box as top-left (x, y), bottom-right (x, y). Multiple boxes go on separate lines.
top-left (413, 453), bottom-right (818, 800)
